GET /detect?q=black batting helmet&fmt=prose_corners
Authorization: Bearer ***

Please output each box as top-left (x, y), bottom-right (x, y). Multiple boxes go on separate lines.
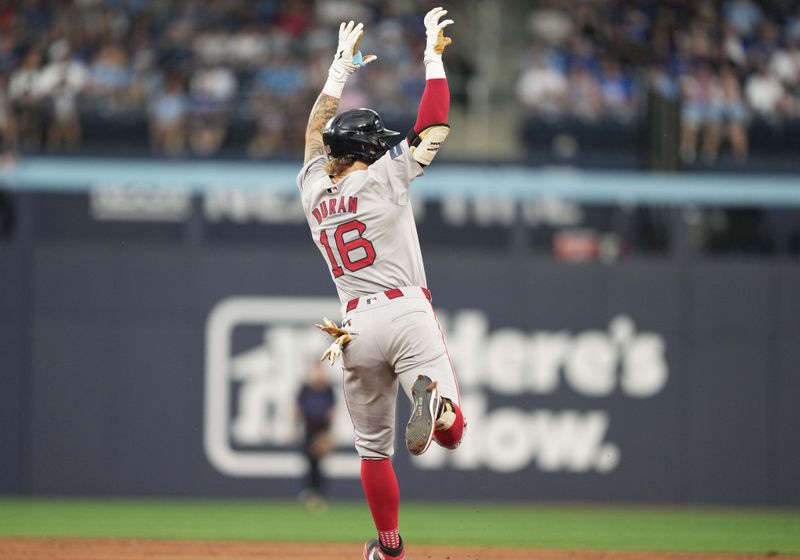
top-left (322, 108), bottom-right (401, 164)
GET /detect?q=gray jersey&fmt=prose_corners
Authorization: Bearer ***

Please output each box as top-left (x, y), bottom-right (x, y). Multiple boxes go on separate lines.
top-left (297, 139), bottom-right (426, 305)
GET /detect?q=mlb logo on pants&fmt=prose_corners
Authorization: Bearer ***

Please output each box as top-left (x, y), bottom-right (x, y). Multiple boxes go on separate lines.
top-left (366, 297), bottom-right (378, 305)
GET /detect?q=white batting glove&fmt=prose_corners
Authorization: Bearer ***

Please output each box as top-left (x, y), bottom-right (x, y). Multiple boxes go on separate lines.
top-left (423, 7), bottom-right (454, 65)
top-left (323, 21), bottom-right (377, 98)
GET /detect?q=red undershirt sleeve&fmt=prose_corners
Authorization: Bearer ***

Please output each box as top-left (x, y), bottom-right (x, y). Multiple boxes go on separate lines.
top-left (413, 77), bottom-right (450, 134)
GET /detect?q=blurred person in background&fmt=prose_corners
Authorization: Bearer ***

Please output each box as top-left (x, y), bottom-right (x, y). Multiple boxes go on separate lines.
top-left (745, 62), bottom-right (789, 122)
top-left (187, 62), bottom-right (237, 156)
top-left (680, 63), bottom-right (722, 165)
top-left (38, 41), bottom-right (88, 152)
top-left (0, 76), bottom-right (17, 159)
top-left (8, 49), bottom-right (44, 151)
top-left (567, 63), bottom-right (603, 122)
top-left (722, 22), bottom-right (748, 67)
top-left (247, 90), bottom-right (289, 158)
top-left (148, 73), bottom-right (187, 156)
top-left (789, 6), bottom-right (800, 41)
top-left (517, 51), bottom-right (568, 120)
top-left (719, 64), bottom-right (749, 161)
top-left (723, 0), bottom-right (763, 38)
top-left (253, 52), bottom-right (307, 102)
top-left (296, 361), bottom-right (336, 510)
top-left (769, 39), bottom-right (800, 85)
top-left (87, 42), bottom-right (132, 117)
top-left (598, 58), bottom-right (636, 123)
top-left (45, 72), bottom-right (82, 152)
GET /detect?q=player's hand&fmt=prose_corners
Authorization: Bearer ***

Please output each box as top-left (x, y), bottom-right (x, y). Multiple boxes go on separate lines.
top-left (329, 21), bottom-right (377, 81)
top-left (316, 318), bottom-right (353, 366)
top-left (424, 7), bottom-right (454, 63)
top-left (316, 317), bottom-right (349, 338)
top-left (320, 335), bottom-right (350, 366)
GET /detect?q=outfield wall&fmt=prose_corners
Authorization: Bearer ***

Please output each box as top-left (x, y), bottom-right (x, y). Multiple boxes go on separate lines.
top-left (1, 162), bottom-right (799, 505)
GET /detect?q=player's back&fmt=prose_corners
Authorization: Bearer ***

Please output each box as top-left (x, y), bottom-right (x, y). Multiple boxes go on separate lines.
top-left (297, 139), bottom-right (426, 305)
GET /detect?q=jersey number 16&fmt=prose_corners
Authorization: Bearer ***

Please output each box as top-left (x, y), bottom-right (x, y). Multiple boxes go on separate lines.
top-left (319, 219), bottom-right (376, 278)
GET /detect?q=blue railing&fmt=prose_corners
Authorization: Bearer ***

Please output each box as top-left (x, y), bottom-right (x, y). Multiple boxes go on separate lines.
top-left (2, 157), bottom-right (799, 206)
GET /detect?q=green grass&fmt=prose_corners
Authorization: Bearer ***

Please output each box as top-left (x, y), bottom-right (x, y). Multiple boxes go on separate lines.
top-left (1, 499), bottom-right (799, 555)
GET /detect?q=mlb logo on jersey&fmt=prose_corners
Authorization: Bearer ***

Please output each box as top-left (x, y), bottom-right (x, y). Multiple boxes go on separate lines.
top-left (366, 296), bottom-right (379, 305)
top-left (389, 144), bottom-right (403, 160)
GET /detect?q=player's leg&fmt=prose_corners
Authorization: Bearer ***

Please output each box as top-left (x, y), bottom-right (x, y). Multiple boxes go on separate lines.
top-left (340, 312), bottom-right (406, 559)
top-left (388, 298), bottom-right (466, 454)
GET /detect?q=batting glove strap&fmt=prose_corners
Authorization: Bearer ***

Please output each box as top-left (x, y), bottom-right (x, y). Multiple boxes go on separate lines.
top-left (424, 59), bottom-right (446, 80)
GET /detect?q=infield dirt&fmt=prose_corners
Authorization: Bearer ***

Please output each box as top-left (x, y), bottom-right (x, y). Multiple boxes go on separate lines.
top-left (0, 538), bottom-right (797, 560)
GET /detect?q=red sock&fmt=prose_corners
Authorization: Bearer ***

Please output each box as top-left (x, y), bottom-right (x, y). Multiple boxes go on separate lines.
top-left (434, 400), bottom-right (465, 449)
top-left (361, 458), bottom-right (401, 551)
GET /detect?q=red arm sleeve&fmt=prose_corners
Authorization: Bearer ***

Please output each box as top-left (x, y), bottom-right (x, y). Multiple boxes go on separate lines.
top-left (413, 77), bottom-right (449, 134)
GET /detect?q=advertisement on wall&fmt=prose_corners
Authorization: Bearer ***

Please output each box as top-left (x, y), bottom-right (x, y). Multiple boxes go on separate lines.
top-left (204, 292), bottom-right (673, 499)
top-left (2, 189), bottom-right (798, 504)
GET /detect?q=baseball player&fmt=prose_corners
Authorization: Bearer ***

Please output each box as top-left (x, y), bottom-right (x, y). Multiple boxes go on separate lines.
top-left (296, 8), bottom-right (465, 560)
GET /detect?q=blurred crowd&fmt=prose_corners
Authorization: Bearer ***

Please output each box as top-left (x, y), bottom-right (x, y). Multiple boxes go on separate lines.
top-left (3, 0), bottom-right (800, 165)
top-left (0, 0), bottom-right (443, 158)
top-left (516, 0), bottom-right (800, 164)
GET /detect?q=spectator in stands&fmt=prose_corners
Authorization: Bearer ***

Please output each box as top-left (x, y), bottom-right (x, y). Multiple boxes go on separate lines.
top-left (745, 63), bottom-right (789, 121)
top-left (254, 53), bottom-right (307, 99)
top-left (38, 41), bottom-right (87, 152)
top-left (769, 40), bottom-right (800, 89)
top-left (46, 72), bottom-right (83, 152)
top-left (526, 1), bottom-right (574, 46)
top-left (148, 74), bottom-right (187, 156)
top-left (722, 23), bottom-right (748, 67)
top-left (247, 91), bottom-right (288, 157)
top-left (187, 63), bottom-right (237, 155)
top-left (719, 64), bottom-right (749, 161)
top-left (0, 76), bottom-right (17, 158)
top-left (680, 64), bottom-right (722, 165)
top-left (87, 43), bottom-right (132, 116)
top-left (723, 0), bottom-right (762, 38)
top-left (598, 58), bottom-right (636, 123)
top-left (517, 52), bottom-right (568, 120)
top-left (788, 6), bottom-right (800, 42)
top-left (7, 50), bottom-right (44, 151)
top-left (749, 23), bottom-right (782, 68)
top-left (567, 63), bottom-right (603, 122)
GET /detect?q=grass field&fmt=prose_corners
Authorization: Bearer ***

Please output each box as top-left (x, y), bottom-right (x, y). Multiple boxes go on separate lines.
top-left (1, 499), bottom-right (799, 556)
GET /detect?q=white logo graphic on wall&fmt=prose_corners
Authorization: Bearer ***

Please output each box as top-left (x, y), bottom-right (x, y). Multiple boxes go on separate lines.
top-left (205, 298), bottom-right (668, 478)
top-left (205, 297), bottom-right (360, 478)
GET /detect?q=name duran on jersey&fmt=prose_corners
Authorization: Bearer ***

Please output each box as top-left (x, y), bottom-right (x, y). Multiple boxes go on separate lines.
top-left (311, 195), bottom-right (358, 225)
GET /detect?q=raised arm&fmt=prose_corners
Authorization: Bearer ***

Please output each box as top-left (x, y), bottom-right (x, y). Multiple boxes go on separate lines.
top-left (304, 21), bottom-right (376, 164)
top-left (408, 7), bottom-right (454, 166)
top-left (304, 93), bottom-right (340, 163)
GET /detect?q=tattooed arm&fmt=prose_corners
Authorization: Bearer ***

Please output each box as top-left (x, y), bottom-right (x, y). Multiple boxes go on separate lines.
top-left (304, 93), bottom-right (339, 164)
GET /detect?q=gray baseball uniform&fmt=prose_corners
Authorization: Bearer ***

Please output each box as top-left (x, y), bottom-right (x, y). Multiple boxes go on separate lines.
top-left (297, 139), bottom-right (460, 459)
